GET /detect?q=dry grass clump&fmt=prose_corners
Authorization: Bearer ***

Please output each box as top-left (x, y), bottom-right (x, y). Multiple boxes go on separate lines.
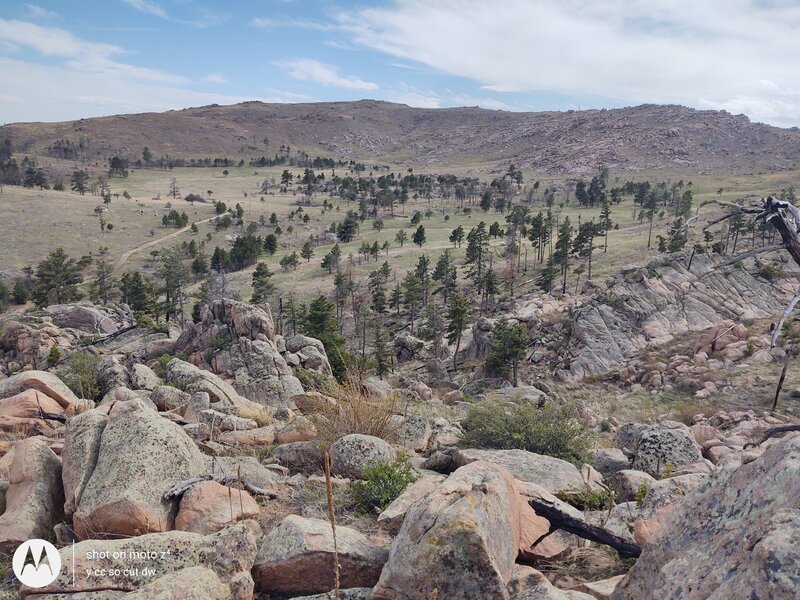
top-left (538, 546), bottom-right (633, 589)
top-left (236, 404), bottom-right (272, 427)
top-left (311, 376), bottom-right (406, 448)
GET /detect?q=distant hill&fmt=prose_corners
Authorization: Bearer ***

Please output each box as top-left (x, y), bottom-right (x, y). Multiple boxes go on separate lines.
top-left (3, 100), bottom-right (800, 175)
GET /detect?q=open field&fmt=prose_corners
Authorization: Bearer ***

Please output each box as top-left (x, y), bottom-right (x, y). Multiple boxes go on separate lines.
top-left (3, 162), bottom-right (800, 307)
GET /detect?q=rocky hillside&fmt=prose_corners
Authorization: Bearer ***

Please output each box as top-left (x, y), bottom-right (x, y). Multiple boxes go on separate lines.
top-left (4, 101), bottom-right (800, 174)
top-left (0, 292), bottom-right (798, 599)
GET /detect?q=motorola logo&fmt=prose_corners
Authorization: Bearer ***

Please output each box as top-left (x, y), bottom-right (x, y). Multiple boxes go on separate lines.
top-left (12, 539), bottom-right (61, 588)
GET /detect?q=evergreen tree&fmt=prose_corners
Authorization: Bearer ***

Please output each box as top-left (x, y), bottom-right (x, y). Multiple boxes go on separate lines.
top-left (446, 290), bottom-right (470, 370)
top-left (449, 225), bottom-right (465, 247)
top-left (572, 221), bottom-right (602, 280)
top-left (553, 216), bottom-right (573, 293)
top-left (301, 241), bottom-right (315, 262)
top-left (119, 272), bottom-right (157, 316)
top-left (389, 283), bottom-right (402, 315)
top-left (321, 244), bottom-right (342, 274)
top-left (537, 257), bottom-right (558, 292)
top-left (432, 249), bottom-right (457, 304)
top-left (33, 248), bottom-right (84, 306)
top-left (156, 246), bottom-right (190, 323)
top-left (251, 263), bottom-right (276, 304)
top-left (304, 295), bottom-right (351, 381)
top-left (70, 170), bottom-right (89, 195)
top-left (373, 320), bottom-right (392, 379)
top-left (279, 252), bottom-right (299, 271)
top-left (465, 221), bottom-right (489, 279)
top-left (401, 271), bottom-right (424, 332)
top-left (263, 234), bottom-right (278, 255)
top-left (486, 316), bottom-right (528, 385)
top-left (395, 229), bottom-right (408, 247)
top-left (12, 280), bottom-right (30, 304)
top-left (211, 247), bottom-right (230, 273)
top-left (599, 197), bottom-right (613, 253)
top-left (412, 225), bottom-right (427, 247)
top-left (89, 247), bottom-right (115, 305)
top-left (414, 254), bottom-right (431, 306)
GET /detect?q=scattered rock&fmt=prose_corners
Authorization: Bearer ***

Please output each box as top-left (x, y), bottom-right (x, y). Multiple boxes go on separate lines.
top-left (630, 422), bottom-right (702, 477)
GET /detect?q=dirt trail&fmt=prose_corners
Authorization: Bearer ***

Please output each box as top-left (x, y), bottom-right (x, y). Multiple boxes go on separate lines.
top-left (112, 215), bottom-right (217, 272)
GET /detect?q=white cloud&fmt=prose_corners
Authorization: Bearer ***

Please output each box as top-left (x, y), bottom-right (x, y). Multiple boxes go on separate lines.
top-left (337, 0), bottom-right (800, 126)
top-left (274, 58), bottom-right (378, 91)
top-left (251, 17), bottom-right (333, 31)
top-left (23, 4), bottom-right (59, 19)
top-left (0, 56), bottom-right (257, 123)
top-left (202, 73), bottom-right (227, 84)
top-left (121, 0), bottom-right (167, 19)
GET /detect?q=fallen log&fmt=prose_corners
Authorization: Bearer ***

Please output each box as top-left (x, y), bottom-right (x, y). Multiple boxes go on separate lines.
top-left (528, 498), bottom-right (642, 559)
top-left (164, 473), bottom-right (283, 501)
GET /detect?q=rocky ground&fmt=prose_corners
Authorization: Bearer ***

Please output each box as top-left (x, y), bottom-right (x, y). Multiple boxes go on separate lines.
top-left (0, 256), bottom-right (799, 599)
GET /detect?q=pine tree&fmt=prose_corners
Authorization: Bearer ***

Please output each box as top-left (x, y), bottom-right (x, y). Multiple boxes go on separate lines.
top-left (251, 263), bottom-right (276, 304)
top-left (412, 225), bottom-right (427, 247)
top-left (401, 271), bottom-right (424, 333)
top-left (301, 241), bottom-right (315, 262)
top-left (432, 249), bottom-right (457, 304)
top-left (373, 320), bottom-right (392, 379)
top-left (89, 247), bottom-right (115, 305)
top-left (389, 283), bottom-right (402, 315)
top-left (537, 257), bottom-right (558, 293)
top-left (395, 229), bottom-right (408, 248)
top-left (572, 221), bottom-right (602, 280)
top-left (449, 225), bottom-right (465, 247)
top-left (446, 290), bottom-right (470, 371)
top-left (33, 248), bottom-right (84, 306)
top-left (305, 295), bottom-right (350, 381)
top-left (465, 221), bottom-right (489, 280)
top-left (486, 316), bottom-right (528, 385)
top-left (553, 216), bottom-right (573, 293)
top-left (599, 197), bottom-right (613, 253)
top-left (263, 234), bottom-right (278, 255)
top-left (119, 271), bottom-right (157, 316)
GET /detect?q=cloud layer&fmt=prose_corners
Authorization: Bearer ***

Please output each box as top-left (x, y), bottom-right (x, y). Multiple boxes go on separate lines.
top-left (338, 0), bottom-right (800, 126)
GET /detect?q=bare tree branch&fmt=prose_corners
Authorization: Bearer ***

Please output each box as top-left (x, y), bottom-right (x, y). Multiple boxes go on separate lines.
top-left (771, 286), bottom-right (800, 348)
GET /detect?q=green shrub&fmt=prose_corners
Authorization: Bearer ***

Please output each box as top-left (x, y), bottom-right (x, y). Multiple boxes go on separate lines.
top-left (57, 351), bottom-right (102, 401)
top-left (556, 488), bottom-right (617, 510)
top-left (351, 458), bottom-right (419, 514)
top-left (461, 399), bottom-right (592, 465)
top-left (46, 345), bottom-right (62, 367)
top-left (153, 354), bottom-right (175, 379)
top-left (634, 482), bottom-right (650, 508)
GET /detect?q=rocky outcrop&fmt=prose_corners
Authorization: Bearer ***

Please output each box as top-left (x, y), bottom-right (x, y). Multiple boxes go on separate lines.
top-left (560, 255), bottom-right (796, 381)
top-left (253, 514), bottom-right (388, 595)
top-left (173, 299), bottom-right (320, 408)
top-left (0, 436), bottom-right (63, 553)
top-left (21, 521), bottom-right (259, 599)
top-left (41, 302), bottom-right (135, 334)
top-left (71, 399), bottom-right (207, 539)
top-left (164, 358), bottom-right (264, 415)
top-left (0, 388), bottom-right (65, 435)
top-left (613, 434), bottom-right (800, 600)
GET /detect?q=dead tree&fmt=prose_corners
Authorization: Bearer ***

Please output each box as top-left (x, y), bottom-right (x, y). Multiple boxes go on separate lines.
top-left (680, 196), bottom-right (800, 409)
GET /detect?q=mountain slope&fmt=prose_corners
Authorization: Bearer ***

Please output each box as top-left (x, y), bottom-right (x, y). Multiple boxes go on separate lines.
top-left (3, 100), bottom-right (800, 174)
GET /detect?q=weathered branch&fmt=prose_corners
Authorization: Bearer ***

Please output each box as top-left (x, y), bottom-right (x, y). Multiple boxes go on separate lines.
top-left (716, 243), bottom-right (784, 268)
top-left (164, 474), bottom-right (283, 500)
top-left (744, 424), bottom-right (800, 447)
top-left (771, 286), bottom-right (800, 348)
top-left (528, 498), bottom-right (642, 558)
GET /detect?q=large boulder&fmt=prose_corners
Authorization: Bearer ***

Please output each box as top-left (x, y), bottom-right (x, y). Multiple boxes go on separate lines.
top-left (330, 434), bottom-right (397, 479)
top-left (71, 399), bottom-right (207, 539)
top-left (62, 407), bottom-right (109, 518)
top-left (631, 422), bottom-right (702, 477)
top-left (0, 436), bottom-right (63, 553)
top-left (42, 302), bottom-right (134, 334)
top-left (253, 514), bottom-right (388, 595)
top-left (0, 369), bottom-right (87, 412)
top-left (452, 449), bottom-right (586, 493)
top-left (377, 474), bottom-right (446, 534)
top-left (164, 358), bottom-right (264, 414)
top-left (123, 566), bottom-right (232, 600)
top-left (175, 481), bottom-right (260, 535)
top-left (21, 521), bottom-right (259, 599)
top-left (372, 461), bottom-right (524, 599)
top-left (0, 388), bottom-right (65, 435)
top-left (613, 435), bottom-right (800, 600)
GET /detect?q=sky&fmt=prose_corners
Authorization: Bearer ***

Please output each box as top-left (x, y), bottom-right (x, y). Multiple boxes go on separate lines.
top-left (1, 0), bottom-right (800, 127)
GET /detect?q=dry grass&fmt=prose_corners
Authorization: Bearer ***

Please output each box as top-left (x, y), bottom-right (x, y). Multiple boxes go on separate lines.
top-left (236, 404), bottom-right (272, 427)
top-left (538, 546), bottom-right (634, 589)
top-left (311, 376), bottom-right (408, 449)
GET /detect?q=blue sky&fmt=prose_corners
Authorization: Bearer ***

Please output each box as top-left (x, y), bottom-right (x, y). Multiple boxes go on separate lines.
top-left (1, 0), bottom-right (800, 126)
